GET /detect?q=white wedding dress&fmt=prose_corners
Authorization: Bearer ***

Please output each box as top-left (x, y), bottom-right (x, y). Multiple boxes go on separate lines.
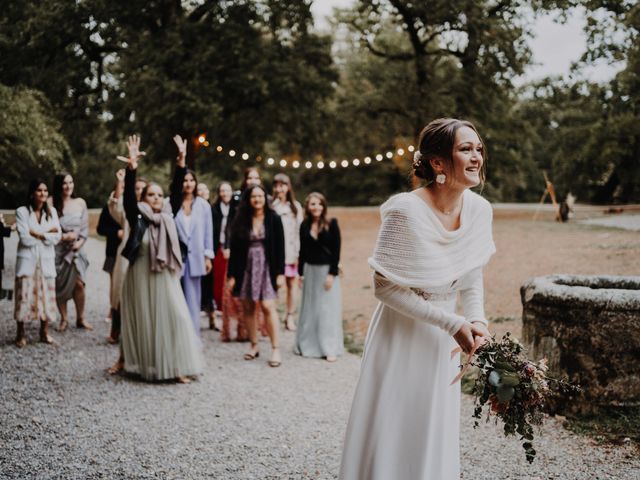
top-left (339, 190), bottom-right (495, 480)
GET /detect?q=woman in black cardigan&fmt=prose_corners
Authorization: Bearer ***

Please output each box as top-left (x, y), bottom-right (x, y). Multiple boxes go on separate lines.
top-left (295, 192), bottom-right (343, 362)
top-left (227, 184), bottom-right (285, 367)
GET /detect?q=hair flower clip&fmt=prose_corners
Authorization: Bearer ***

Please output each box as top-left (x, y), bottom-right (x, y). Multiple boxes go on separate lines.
top-left (412, 150), bottom-right (422, 168)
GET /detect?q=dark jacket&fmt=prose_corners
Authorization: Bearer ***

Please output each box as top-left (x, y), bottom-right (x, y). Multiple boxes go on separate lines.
top-left (298, 218), bottom-right (341, 276)
top-left (212, 201), bottom-right (236, 252)
top-left (227, 211), bottom-right (285, 296)
top-left (96, 205), bottom-right (121, 258)
top-left (0, 220), bottom-right (11, 270)
top-left (120, 167), bottom-right (149, 266)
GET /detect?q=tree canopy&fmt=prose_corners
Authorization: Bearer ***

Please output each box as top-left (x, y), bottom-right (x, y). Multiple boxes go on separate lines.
top-left (0, 0), bottom-right (637, 206)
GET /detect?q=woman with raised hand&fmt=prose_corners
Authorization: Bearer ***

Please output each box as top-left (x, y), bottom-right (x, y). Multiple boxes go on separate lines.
top-left (52, 172), bottom-right (91, 332)
top-left (272, 173), bottom-right (303, 331)
top-left (14, 180), bottom-right (61, 347)
top-left (106, 168), bottom-right (147, 345)
top-left (339, 118), bottom-right (495, 479)
top-left (295, 193), bottom-right (343, 362)
top-left (227, 185), bottom-right (285, 367)
top-left (111, 135), bottom-right (203, 383)
top-left (169, 136), bottom-right (214, 339)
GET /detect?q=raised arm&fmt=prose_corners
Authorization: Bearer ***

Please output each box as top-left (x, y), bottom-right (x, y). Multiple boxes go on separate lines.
top-left (169, 135), bottom-right (187, 216)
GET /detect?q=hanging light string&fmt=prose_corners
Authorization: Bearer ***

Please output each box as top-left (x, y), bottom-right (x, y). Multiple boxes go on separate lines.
top-left (196, 134), bottom-right (416, 170)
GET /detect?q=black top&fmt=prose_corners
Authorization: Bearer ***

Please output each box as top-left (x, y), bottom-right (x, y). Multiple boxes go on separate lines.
top-left (227, 211), bottom-right (285, 295)
top-left (120, 167), bottom-right (149, 266)
top-left (0, 220), bottom-right (11, 270)
top-left (298, 218), bottom-right (341, 276)
top-left (169, 165), bottom-right (187, 216)
top-left (212, 201), bottom-right (236, 252)
top-left (96, 205), bottom-right (122, 258)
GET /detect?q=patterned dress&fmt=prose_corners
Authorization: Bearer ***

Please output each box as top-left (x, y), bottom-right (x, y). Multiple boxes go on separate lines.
top-left (237, 227), bottom-right (277, 301)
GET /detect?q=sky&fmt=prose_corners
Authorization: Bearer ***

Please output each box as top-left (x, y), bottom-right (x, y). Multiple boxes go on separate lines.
top-left (310, 0), bottom-right (622, 84)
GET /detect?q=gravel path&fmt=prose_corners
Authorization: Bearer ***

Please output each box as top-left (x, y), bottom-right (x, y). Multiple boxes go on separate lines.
top-left (580, 214), bottom-right (640, 231)
top-left (1, 234), bottom-right (638, 479)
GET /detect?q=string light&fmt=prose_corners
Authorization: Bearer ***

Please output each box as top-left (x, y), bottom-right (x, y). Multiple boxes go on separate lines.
top-left (205, 139), bottom-right (416, 170)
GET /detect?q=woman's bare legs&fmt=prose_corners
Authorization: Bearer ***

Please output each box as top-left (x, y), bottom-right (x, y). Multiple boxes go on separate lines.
top-left (242, 300), bottom-right (259, 359)
top-left (73, 278), bottom-right (92, 330)
top-left (261, 299), bottom-right (281, 367)
top-left (284, 277), bottom-right (297, 331)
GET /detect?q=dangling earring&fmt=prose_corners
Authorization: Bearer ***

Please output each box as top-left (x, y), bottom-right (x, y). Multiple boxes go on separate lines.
top-left (436, 173), bottom-right (446, 184)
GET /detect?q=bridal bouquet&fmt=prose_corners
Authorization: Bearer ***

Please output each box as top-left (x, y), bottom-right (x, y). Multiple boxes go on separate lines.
top-left (463, 333), bottom-right (578, 463)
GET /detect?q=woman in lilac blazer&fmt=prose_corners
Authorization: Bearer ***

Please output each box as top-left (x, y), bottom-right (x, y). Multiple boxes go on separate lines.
top-left (169, 136), bottom-right (214, 338)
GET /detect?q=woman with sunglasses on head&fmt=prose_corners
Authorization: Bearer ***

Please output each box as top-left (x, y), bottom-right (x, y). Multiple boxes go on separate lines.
top-left (51, 172), bottom-right (91, 332)
top-left (227, 184), bottom-right (285, 367)
top-left (272, 173), bottom-right (303, 331)
top-left (14, 179), bottom-right (61, 347)
top-left (110, 135), bottom-right (203, 383)
top-left (169, 136), bottom-right (214, 340)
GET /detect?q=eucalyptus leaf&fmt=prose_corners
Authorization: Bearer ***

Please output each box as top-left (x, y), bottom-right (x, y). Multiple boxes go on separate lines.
top-left (496, 384), bottom-right (515, 403)
top-left (488, 370), bottom-right (501, 387)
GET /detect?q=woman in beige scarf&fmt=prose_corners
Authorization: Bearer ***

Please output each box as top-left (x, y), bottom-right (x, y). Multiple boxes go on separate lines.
top-left (109, 135), bottom-right (203, 383)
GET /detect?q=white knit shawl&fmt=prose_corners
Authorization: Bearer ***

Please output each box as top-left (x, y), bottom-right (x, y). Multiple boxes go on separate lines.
top-left (368, 189), bottom-right (495, 289)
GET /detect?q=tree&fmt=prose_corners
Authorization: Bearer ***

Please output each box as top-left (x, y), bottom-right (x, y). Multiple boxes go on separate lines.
top-left (0, 84), bottom-right (73, 206)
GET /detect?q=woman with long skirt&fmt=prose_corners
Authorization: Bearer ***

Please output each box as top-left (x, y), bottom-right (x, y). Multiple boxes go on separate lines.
top-left (196, 182), bottom-right (217, 330)
top-left (108, 169), bottom-right (147, 344)
top-left (51, 172), bottom-right (91, 331)
top-left (14, 180), bottom-right (61, 347)
top-left (227, 185), bottom-right (285, 367)
top-left (97, 176), bottom-right (124, 341)
top-left (169, 136), bottom-right (214, 339)
top-left (295, 192), bottom-right (343, 362)
top-left (339, 118), bottom-right (495, 479)
top-left (272, 173), bottom-right (303, 331)
top-left (111, 135), bottom-right (203, 383)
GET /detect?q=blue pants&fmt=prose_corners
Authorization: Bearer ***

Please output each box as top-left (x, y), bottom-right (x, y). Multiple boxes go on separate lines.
top-left (181, 260), bottom-right (202, 338)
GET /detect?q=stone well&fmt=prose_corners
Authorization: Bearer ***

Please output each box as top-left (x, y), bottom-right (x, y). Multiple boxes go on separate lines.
top-left (521, 275), bottom-right (640, 414)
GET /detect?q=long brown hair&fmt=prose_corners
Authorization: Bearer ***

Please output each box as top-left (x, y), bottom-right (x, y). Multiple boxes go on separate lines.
top-left (414, 118), bottom-right (487, 186)
top-left (273, 172), bottom-right (298, 216)
top-left (52, 172), bottom-right (74, 216)
top-left (303, 192), bottom-right (329, 232)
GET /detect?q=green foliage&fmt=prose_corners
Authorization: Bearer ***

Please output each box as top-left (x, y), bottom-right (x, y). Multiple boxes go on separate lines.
top-left (0, 0), bottom-right (637, 205)
top-left (0, 84), bottom-right (73, 206)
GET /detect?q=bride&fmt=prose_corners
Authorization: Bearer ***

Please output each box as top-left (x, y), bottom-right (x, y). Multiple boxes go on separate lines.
top-left (339, 118), bottom-right (496, 479)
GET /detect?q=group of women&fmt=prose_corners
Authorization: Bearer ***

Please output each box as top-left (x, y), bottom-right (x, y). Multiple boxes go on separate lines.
top-left (11, 133), bottom-right (344, 381)
top-left (10, 116), bottom-right (497, 478)
top-left (13, 173), bottom-right (92, 347)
